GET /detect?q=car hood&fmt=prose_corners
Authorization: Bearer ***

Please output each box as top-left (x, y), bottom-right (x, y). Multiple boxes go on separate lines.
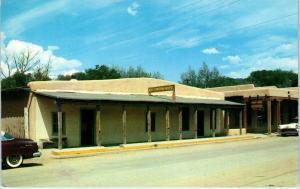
top-left (14, 138), bottom-right (36, 144)
top-left (279, 123), bottom-right (298, 129)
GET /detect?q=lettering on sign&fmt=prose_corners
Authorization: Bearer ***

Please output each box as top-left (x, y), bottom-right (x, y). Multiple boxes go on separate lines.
top-left (148, 85), bottom-right (175, 93)
top-left (148, 85), bottom-right (176, 101)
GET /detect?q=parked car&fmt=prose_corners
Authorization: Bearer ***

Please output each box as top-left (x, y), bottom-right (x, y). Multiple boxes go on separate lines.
top-left (1, 131), bottom-right (41, 168)
top-left (278, 118), bottom-right (299, 136)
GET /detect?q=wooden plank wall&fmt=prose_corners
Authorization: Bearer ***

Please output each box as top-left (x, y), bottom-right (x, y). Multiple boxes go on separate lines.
top-left (1, 117), bottom-right (25, 138)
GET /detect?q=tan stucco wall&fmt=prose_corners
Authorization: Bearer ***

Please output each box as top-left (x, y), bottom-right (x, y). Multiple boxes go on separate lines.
top-left (30, 96), bottom-right (82, 147)
top-left (29, 96), bottom-right (37, 141)
top-left (29, 96), bottom-right (227, 147)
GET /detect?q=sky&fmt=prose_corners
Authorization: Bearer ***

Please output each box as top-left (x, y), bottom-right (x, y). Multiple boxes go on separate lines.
top-left (1, 0), bottom-right (298, 82)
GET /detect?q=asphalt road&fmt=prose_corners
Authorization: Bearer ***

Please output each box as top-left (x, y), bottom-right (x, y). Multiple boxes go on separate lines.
top-left (2, 136), bottom-right (299, 187)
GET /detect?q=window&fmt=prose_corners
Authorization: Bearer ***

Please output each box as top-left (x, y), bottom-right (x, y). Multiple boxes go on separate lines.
top-left (182, 107), bottom-right (189, 131)
top-left (145, 112), bottom-right (156, 132)
top-left (52, 112), bottom-right (66, 135)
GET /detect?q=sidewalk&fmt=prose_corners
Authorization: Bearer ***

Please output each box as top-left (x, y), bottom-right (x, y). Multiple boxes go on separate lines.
top-left (49, 134), bottom-right (270, 159)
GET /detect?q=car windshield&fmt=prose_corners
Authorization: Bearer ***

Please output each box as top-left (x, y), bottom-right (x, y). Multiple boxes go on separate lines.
top-left (0, 132), bottom-right (14, 141)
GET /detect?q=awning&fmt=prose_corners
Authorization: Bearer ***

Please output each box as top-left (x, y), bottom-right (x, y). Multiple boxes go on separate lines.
top-left (34, 91), bottom-right (244, 108)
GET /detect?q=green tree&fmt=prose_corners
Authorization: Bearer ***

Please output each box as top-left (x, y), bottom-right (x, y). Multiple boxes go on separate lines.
top-left (84, 65), bottom-right (121, 80)
top-left (197, 62), bottom-right (210, 88)
top-left (1, 47), bottom-right (52, 89)
top-left (57, 65), bottom-right (163, 81)
top-left (180, 66), bottom-right (197, 86)
top-left (1, 72), bottom-right (32, 89)
top-left (247, 69), bottom-right (298, 87)
top-left (120, 66), bottom-right (163, 79)
top-left (180, 62), bottom-right (248, 88)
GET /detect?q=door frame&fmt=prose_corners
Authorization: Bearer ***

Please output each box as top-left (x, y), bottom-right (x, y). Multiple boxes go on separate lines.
top-left (80, 108), bottom-right (96, 146)
top-left (197, 110), bottom-right (205, 137)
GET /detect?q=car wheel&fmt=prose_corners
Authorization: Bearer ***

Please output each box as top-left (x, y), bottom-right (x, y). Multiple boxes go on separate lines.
top-left (5, 155), bottom-right (23, 168)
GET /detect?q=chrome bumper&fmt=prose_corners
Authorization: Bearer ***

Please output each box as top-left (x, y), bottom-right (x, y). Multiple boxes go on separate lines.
top-left (33, 151), bottom-right (42, 157)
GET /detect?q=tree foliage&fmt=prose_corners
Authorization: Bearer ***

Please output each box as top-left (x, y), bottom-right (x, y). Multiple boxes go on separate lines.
top-left (1, 72), bottom-right (32, 89)
top-left (1, 48), bottom-right (52, 89)
top-left (247, 69), bottom-right (298, 87)
top-left (57, 65), bottom-right (163, 81)
top-left (180, 63), bottom-right (297, 88)
top-left (119, 66), bottom-right (163, 79)
top-left (180, 62), bottom-right (245, 88)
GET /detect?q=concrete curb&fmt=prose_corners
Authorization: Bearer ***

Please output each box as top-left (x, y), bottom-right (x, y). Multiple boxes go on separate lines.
top-left (51, 135), bottom-right (262, 159)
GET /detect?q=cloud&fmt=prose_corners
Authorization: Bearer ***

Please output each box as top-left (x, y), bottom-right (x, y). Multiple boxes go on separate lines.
top-left (47, 45), bottom-right (60, 51)
top-left (223, 52), bottom-right (297, 78)
top-left (0, 32), bottom-right (6, 41)
top-left (155, 36), bottom-right (200, 49)
top-left (3, 0), bottom-right (122, 37)
top-left (1, 40), bottom-right (82, 78)
top-left (4, 1), bottom-right (70, 37)
top-left (273, 42), bottom-right (296, 55)
top-left (202, 47), bottom-right (219, 54)
top-left (222, 55), bottom-right (242, 64)
top-left (127, 2), bottom-right (139, 16)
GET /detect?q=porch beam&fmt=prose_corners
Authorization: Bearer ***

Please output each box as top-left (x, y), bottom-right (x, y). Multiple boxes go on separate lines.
top-left (96, 105), bottom-right (102, 146)
top-left (122, 105), bottom-right (127, 144)
top-left (147, 106), bottom-right (152, 142)
top-left (267, 99), bottom-right (272, 135)
top-left (179, 108), bottom-right (183, 140)
top-left (56, 101), bottom-right (62, 150)
top-left (165, 107), bottom-right (170, 141)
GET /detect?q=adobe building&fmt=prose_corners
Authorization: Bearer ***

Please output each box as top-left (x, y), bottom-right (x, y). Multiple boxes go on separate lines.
top-left (24, 78), bottom-right (244, 149)
top-left (208, 84), bottom-right (298, 134)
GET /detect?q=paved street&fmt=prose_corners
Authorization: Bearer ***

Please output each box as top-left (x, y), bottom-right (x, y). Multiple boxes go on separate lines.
top-left (2, 136), bottom-right (299, 187)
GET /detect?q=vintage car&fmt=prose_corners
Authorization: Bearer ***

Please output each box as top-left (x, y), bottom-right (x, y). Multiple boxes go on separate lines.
top-left (1, 131), bottom-right (41, 168)
top-left (278, 118), bottom-right (299, 136)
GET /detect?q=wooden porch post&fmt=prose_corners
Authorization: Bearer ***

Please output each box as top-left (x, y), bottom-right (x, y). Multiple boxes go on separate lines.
top-left (179, 107), bottom-right (183, 140)
top-left (225, 109), bottom-right (229, 136)
top-left (267, 99), bottom-right (272, 135)
top-left (147, 106), bottom-right (152, 142)
top-left (96, 105), bottom-right (102, 146)
top-left (243, 101), bottom-right (248, 134)
top-left (276, 99), bottom-right (281, 128)
top-left (239, 109), bottom-right (243, 135)
top-left (165, 107), bottom-right (170, 141)
top-left (122, 105), bottom-right (127, 144)
top-left (56, 101), bottom-right (62, 150)
top-left (194, 108), bottom-right (198, 139)
top-left (212, 109), bottom-right (216, 138)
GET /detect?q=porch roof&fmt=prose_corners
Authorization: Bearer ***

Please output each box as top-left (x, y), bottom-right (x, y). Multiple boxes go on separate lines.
top-left (34, 91), bottom-right (243, 108)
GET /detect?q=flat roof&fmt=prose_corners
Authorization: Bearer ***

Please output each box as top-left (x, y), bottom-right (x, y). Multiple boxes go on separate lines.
top-left (28, 78), bottom-right (224, 100)
top-left (208, 84), bottom-right (298, 99)
top-left (34, 91), bottom-right (243, 108)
